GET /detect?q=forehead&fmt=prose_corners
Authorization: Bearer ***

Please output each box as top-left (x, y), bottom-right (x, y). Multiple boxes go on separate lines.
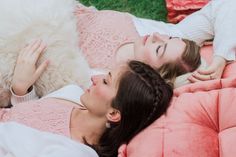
top-left (110, 64), bottom-right (128, 86)
top-left (166, 38), bottom-right (186, 58)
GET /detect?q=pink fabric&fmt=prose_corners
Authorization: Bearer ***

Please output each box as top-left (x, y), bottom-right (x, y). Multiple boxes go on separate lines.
top-left (119, 46), bottom-right (236, 157)
top-left (0, 98), bottom-right (75, 138)
top-left (76, 6), bottom-right (139, 69)
top-left (165, 0), bottom-right (210, 23)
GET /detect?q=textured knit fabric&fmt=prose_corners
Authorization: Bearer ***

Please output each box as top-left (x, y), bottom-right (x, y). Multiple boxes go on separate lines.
top-left (76, 5), bottom-right (139, 69)
top-left (0, 98), bottom-right (76, 138)
top-left (11, 84), bottom-right (84, 106)
top-left (76, 1), bottom-right (236, 71)
top-left (10, 86), bottom-right (39, 105)
top-left (133, 0), bottom-right (236, 61)
top-left (175, 0), bottom-right (236, 61)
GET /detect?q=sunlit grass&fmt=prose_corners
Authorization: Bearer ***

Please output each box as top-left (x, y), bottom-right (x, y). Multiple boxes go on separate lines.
top-left (78, 0), bottom-right (167, 21)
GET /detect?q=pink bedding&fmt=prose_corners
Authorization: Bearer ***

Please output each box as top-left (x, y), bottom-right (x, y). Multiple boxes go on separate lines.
top-left (118, 46), bottom-right (236, 157)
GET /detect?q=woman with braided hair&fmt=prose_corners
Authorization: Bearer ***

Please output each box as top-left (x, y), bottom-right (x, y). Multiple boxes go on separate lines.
top-left (1, 41), bottom-right (173, 157)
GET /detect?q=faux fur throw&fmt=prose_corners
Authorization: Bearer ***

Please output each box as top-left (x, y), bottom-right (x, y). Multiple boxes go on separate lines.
top-left (0, 0), bottom-right (90, 107)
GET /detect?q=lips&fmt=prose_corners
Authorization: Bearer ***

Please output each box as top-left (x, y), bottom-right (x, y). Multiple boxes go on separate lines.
top-left (87, 86), bottom-right (92, 93)
top-left (143, 35), bottom-right (149, 45)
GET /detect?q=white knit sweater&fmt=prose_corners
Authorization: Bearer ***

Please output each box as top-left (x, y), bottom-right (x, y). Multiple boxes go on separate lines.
top-left (133, 0), bottom-right (236, 61)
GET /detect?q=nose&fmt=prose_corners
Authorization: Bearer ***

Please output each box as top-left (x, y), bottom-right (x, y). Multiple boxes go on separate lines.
top-left (153, 32), bottom-right (169, 42)
top-left (91, 75), bottom-right (103, 85)
top-left (91, 75), bottom-right (97, 85)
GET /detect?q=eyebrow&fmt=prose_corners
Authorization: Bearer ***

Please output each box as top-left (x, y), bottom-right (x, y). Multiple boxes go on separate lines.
top-left (160, 43), bottom-right (167, 57)
top-left (108, 72), bottom-right (112, 83)
top-left (161, 36), bottom-right (178, 57)
top-left (170, 37), bottom-right (179, 39)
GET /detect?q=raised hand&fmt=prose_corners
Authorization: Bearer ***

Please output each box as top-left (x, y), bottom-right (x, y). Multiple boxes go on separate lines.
top-left (12, 40), bottom-right (49, 95)
top-left (188, 56), bottom-right (226, 82)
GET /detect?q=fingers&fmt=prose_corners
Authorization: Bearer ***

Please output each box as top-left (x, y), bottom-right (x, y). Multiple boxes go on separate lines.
top-left (27, 39), bottom-right (42, 55)
top-left (20, 40), bottom-right (41, 56)
top-left (34, 60), bottom-right (50, 80)
top-left (188, 64), bottom-right (215, 83)
top-left (19, 39), bottom-right (47, 64)
top-left (188, 56), bottom-right (226, 83)
top-left (31, 42), bottom-right (47, 63)
top-left (188, 71), bottom-right (213, 83)
top-left (197, 68), bottom-right (214, 75)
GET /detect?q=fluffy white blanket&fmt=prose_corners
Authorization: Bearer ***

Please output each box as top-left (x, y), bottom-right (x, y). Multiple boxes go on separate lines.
top-left (0, 0), bottom-right (90, 106)
top-left (0, 122), bottom-right (98, 157)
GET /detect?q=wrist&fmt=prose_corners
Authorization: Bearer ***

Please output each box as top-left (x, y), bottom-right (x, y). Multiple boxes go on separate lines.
top-left (213, 56), bottom-right (226, 66)
top-left (11, 84), bottom-right (31, 96)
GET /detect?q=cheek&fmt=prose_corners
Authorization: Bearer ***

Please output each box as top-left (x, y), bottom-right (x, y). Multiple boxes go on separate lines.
top-left (133, 43), bottom-right (143, 57)
top-left (92, 87), bottom-right (114, 104)
top-left (139, 48), bottom-right (157, 65)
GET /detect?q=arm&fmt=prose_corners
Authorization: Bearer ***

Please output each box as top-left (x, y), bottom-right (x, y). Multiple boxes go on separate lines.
top-left (188, 0), bottom-right (236, 82)
top-left (11, 39), bottom-right (49, 105)
top-left (175, 2), bottom-right (214, 46)
top-left (188, 56), bottom-right (226, 82)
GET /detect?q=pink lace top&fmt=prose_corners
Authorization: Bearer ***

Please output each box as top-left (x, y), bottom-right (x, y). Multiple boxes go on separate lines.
top-left (0, 98), bottom-right (76, 138)
top-left (76, 5), bottom-right (140, 69)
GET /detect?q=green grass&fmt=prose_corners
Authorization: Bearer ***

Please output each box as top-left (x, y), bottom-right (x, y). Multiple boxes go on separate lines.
top-left (78, 0), bottom-right (167, 22)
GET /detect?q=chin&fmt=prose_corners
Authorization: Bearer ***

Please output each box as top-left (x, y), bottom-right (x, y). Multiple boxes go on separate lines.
top-left (80, 94), bottom-right (86, 102)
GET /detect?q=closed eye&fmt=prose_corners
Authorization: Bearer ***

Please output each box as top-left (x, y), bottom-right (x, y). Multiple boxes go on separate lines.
top-left (103, 79), bottom-right (108, 84)
top-left (156, 44), bottom-right (167, 57)
top-left (156, 45), bottom-right (161, 55)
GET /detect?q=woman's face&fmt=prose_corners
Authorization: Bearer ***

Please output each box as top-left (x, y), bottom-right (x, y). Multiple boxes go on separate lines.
top-left (134, 33), bottom-right (186, 68)
top-left (80, 66), bottom-right (124, 117)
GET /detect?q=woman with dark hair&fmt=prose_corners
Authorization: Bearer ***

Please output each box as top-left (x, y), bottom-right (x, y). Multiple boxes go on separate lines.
top-left (2, 41), bottom-right (173, 157)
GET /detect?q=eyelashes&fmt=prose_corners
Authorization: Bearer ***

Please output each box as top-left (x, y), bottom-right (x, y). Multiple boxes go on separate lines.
top-left (156, 45), bottom-right (161, 54)
top-left (103, 79), bottom-right (108, 84)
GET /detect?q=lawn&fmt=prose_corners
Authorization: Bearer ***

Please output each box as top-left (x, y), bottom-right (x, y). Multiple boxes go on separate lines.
top-left (78, 0), bottom-right (167, 22)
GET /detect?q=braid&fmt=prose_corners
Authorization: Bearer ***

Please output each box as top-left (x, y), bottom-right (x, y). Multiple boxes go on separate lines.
top-left (96, 60), bottom-right (173, 157)
top-left (129, 60), bottom-right (173, 129)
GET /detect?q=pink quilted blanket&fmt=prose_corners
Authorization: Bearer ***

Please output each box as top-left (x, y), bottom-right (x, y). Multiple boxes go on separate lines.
top-left (119, 45), bottom-right (236, 157)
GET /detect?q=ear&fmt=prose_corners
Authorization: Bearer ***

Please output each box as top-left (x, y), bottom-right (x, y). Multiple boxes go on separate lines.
top-left (106, 108), bottom-right (121, 123)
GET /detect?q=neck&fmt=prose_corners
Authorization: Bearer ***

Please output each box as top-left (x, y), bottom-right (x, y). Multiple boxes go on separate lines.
top-left (70, 108), bottom-right (107, 145)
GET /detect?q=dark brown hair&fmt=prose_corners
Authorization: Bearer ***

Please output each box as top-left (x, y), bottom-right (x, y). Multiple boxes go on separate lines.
top-left (94, 60), bottom-right (173, 157)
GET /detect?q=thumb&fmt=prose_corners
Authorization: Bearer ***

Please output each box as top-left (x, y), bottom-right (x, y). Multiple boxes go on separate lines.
top-left (34, 60), bottom-right (50, 80)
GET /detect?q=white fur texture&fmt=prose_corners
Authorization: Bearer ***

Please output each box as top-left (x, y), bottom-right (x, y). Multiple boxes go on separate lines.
top-left (0, 0), bottom-right (90, 97)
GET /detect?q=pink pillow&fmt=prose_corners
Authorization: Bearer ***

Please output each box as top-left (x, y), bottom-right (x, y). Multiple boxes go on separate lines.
top-left (165, 0), bottom-right (210, 23)
top-left (119, 79), bottom-right (236, 157)
top-left (119, 45), bottom-right (236, 157)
